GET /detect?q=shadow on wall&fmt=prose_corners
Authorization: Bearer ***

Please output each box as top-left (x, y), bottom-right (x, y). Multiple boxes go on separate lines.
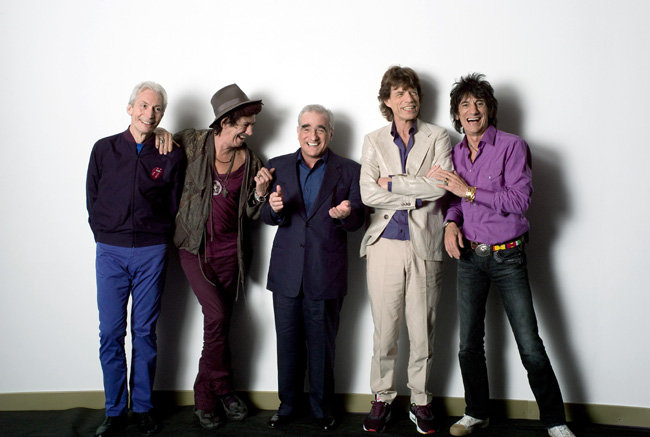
top-left (479, 86), bottom-right (586, 416)
top-left (151, 83), bottom-right (584, 411)
top-left (156, 93), bottom-right (206, 392)
top-left (151, 80), bottom-right (466, 402)
top-left (156, 249), bottom-right (195, 390)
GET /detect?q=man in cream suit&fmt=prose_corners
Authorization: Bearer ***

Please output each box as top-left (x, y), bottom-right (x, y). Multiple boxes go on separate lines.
top-left (360, 66), bottom-right (452, 435)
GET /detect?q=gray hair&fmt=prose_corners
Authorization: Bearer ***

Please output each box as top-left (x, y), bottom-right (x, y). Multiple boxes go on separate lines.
top-left (128, 81), bottom-right (168, 112)
top-left (297, 104), bottom-right (335, 132)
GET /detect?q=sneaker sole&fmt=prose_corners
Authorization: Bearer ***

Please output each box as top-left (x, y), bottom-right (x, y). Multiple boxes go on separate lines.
top-left (409, 411), bottom-right (436, 434)
top-left (449, 419), bottom-right (489, 436)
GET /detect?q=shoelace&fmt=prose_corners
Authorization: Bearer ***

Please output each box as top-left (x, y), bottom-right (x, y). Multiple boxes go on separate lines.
top-left (369, 401), bottom-right (388, 418)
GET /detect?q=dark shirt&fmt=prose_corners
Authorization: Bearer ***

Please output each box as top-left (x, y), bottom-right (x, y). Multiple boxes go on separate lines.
top-left (298, 150), bottom-right (328, 215)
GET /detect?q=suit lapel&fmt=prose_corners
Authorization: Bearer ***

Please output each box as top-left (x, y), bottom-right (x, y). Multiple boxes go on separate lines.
top-left (406, 121), bottom-right (433, 175)
top-left (284, 150), bottom-right (308, 220)
top-left (377, 128), bottom-right (403, 174)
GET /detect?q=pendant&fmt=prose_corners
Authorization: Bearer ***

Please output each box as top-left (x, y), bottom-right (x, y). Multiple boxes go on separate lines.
top-left (212, 180), bottom-right (229, 197)
top-left (213, 180), bottom-right (223, 196)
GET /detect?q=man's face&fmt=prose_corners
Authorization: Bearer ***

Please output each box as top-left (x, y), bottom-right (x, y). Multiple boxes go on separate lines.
top-left (456, 93), bottom-right (489, 138)
top-left (384, 85), bottom-right (420, 123)
top-left (127, 89), bottom-right (164, 139)
top-left (297, 111), bottom-right (332, 164)
top-left (220, 115), bottom-right (256, 148)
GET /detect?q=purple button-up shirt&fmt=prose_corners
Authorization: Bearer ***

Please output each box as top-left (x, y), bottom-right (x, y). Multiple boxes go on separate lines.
top-left (445, 125), bottom-right (532, 245)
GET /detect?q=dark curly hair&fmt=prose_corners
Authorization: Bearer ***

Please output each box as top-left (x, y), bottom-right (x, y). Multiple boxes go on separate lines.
top-left (449, 73), bottom-right (498, 134)
top-left (378, 66), bottom-right (422, 122)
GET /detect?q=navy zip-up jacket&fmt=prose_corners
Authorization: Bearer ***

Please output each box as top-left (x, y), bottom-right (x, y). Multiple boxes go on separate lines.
top-left (86, 128), bottom-right (185, 248)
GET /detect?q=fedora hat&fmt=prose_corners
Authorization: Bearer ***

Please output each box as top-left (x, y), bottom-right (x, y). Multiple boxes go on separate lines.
top-left (209, 84), bottom-right (262, 128)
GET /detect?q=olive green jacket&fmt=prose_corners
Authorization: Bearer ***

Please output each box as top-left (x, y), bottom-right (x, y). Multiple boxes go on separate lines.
top-left (173, 128), bottom-right (265, 295)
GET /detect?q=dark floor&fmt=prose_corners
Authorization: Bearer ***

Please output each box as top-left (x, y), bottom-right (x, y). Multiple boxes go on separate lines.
top-left (0, 406), bottom-right (648, 437)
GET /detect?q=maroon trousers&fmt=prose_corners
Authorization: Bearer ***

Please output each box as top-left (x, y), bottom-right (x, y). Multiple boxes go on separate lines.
top-left (179, 249), bottom-right (238, 410)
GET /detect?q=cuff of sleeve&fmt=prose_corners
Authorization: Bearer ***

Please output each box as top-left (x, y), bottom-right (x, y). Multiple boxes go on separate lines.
top-left (473, 188), bottom-right (493, 205)
top-left (446, 212), bottom-right (461, 224)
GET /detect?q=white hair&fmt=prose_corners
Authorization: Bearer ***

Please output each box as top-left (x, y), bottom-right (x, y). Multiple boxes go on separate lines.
top-left (128, 81), bottom-right (168, 112)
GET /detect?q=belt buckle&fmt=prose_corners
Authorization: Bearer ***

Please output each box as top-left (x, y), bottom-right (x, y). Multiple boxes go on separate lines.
top-left (474, 243), bottom-right (492, 257)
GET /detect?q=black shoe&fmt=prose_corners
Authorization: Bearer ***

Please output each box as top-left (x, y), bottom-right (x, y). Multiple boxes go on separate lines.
top-left (95, 415), bottom-right (126, 436)
top-left (268, 412), bottom-right (292, 429)
top-left (316, 416), bottom-right (337, 431)
top-left (135, 411), bottom-right (159, 435)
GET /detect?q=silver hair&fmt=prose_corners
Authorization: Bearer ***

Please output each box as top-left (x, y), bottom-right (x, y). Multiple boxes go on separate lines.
top-left (297, 104), bottom-right (335, 132)
top-left (128, 81), bottom-right (168, 112)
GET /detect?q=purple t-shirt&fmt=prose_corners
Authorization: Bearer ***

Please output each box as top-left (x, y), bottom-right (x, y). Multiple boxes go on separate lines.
top-left (204, 162), bottom-right (245, 258)
top-left (445, 125), bottom-right (532, 245)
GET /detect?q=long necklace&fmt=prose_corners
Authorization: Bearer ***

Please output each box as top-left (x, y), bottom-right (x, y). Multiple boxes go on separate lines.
top-left (213, 149), bottom-right (236, 197)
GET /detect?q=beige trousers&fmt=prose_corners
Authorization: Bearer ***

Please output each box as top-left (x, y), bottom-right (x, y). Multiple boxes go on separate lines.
top-left (366, 238), bottom-right (443, 406)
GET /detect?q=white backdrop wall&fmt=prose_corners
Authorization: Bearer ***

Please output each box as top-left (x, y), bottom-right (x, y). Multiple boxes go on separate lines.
top-left (1, 0), bottom-right (648, 410)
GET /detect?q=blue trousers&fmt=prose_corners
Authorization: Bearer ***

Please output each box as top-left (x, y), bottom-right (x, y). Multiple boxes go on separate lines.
top-left (457, 243), bottom-right (566, 427)
top-left (96, 242), bottom-right (168, 416)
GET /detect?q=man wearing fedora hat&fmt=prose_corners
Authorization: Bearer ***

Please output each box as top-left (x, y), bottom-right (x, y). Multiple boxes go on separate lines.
top-left (171, 84), bottom-right (274, 430)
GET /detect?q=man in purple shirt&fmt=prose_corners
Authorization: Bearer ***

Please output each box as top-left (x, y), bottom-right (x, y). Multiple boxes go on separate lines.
top-left (430, 73), bottom-right (575, 437)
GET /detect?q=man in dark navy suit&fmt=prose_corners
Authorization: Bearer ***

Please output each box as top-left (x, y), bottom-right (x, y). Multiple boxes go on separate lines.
top-left (260, 104), bottom-right (365, 431)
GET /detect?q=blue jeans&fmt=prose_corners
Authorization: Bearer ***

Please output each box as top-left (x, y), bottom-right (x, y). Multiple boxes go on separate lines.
top-left (96, 243), bottom-right (168, 416)
top-left (457, 243), bottom-right (566, 427)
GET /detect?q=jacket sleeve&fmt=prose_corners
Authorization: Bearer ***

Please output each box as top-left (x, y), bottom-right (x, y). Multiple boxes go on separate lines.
top-left (389, 129), bottom-right (453, 201)
top-left (169, 151), bottom-right (186, 217)
top-left (245, 152), bottom-right (265, 220)
top-left (86, 143), bottom-right (101, 232)
top-left (260, 158), bottom-right (289, 227)
top-left (360, 133), bottom-right (417, 211)
top-left (334, 162), bottom-right (365, 232)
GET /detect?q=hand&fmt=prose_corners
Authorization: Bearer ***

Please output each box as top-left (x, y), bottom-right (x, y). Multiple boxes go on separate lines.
top-left (269, 185), bottom-right (284, 213)
top-left (377, 177), bottom-right (391, 190)
top-left (444, 221), bottom-right (464, 259)
top-left (428, 167), bottom-right (470, 199)
top-left (254, 167), bottom-right (275, 197)
top-left (154, 128), bottom-right (176, 155)
top-left (329, 200), bottom-right (352, 219)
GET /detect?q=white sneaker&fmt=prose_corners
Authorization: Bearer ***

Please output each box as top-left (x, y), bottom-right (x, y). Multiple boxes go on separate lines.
top-left (450, 415), bottom-right (489, 436)
top-left (548, 424), bottom-right (576, 437)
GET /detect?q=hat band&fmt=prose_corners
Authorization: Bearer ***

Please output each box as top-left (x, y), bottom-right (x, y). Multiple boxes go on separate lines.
top-left (216, 97), bottom-right (246, 116)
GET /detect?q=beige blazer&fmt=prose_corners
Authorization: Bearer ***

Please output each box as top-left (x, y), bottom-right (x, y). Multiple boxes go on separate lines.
top-left (360, 120), bottom-right (453, 261)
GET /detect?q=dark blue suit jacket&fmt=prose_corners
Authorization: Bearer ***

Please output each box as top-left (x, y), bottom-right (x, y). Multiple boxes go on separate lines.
top-left (261, 149), bottom-right (365, 300)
